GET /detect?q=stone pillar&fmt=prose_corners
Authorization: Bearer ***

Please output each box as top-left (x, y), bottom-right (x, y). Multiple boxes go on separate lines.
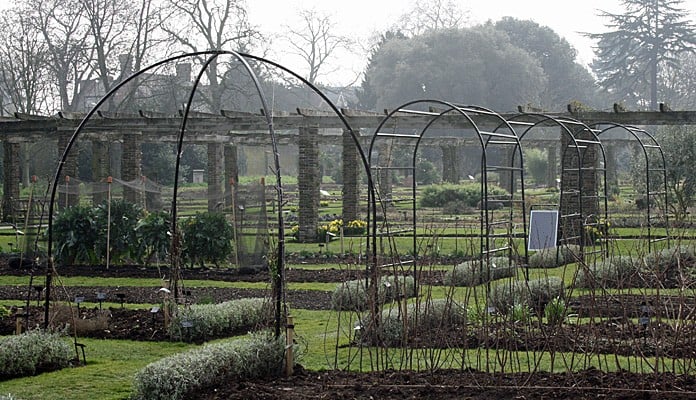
top-left (497, 147), bottom-right (516, 192)
top-left (341, 128), bottom-right (360, 222)
top-left (441, 145), bottom-right (460, 184)
top-left (2, 141), bottom-right (21, 222)
top-left (91, 140), bottom-right (109, 205)
top-left (605, 143), bottom-right (618, 195)
top-left (546, 144), bottom-right (558, 188)
top-left (121, 133), bottom-right (142, 205)
top-left (298, 126), bottom-right (320, 242)
top-left (377, 140), bottom-right (393, 200)
top-left (224, 144), bottom-right (239, 209)
top-left (207, 142), bottom-right (224, 212)
top-left (57, 133), bottom-right (79, 209)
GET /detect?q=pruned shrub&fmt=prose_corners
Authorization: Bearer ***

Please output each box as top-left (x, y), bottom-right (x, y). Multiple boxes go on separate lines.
top-left (420, 183), bottom-right (508, 208)
top-left (378, 299), bottom-right (467, 344)
top-left (168, 298), bottom-right (272, 341)
top-left (444, 256), bottom-right (516, 286)
top-left (331, 275), bottom-right (416, 311)
top-left (490, 277), bottom-right (564, 315)
top-left (131, 332), bottom-right (285, 400)
top-left (528, 244), bottom-right (580, 268)
top-left (643, 245), bottom-right (696, 286)
top-left (575, 256), bottom-right (643, 288)
top-left (575, 245), bottom-right (696, 289)
top-left (0, 330), bottom-right (72, 380)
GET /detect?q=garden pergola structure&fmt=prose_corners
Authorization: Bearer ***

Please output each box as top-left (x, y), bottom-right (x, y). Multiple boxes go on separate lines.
top-left (0, 61), bottom-right (694, 333)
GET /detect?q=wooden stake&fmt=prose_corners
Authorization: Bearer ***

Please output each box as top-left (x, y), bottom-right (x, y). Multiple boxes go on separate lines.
top-left (285, 315), bottom-right (294, 376)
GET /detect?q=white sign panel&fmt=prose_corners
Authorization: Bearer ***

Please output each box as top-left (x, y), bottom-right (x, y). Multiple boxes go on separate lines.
top-left (528, 210), bottom-right (559, 251)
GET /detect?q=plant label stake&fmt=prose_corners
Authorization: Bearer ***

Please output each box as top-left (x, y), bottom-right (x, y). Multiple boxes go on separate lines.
top-left (34, 285), bottom-right (43, 306)
top-left (150, 306), bottom-right (160, 323)
top-left (75, 296), bottom-right (84, 313)
top-left (116, 293), bottom-right (125, 308)
top-left (96, 292), bottom-right (106, 310)
top-left (181, 320), bottom-right (193, 342)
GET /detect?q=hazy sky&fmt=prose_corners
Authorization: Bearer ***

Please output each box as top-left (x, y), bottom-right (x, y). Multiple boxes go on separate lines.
top-left (250, 0), bottom-right (696, 85)
top-left (1, 0), bottom-right (694, 86)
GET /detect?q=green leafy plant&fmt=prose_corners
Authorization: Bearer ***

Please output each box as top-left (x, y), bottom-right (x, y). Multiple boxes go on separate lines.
top-left (94, 199), bottom-right (143, 263)
top-left (181, 212), bottom-right (234, 267)
top-left (52, 205), bottom-right (98, 264)
top-left (508, 303), bottom-right (533, 323)
top-left (544, 297), bottom-right (568, 325)
top-left (134, 210), bottom-right (171, 265)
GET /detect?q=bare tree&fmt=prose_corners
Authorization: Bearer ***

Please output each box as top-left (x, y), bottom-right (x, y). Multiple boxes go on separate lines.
top-left (160, 0), bottom-right (263, 111)
top-left (395, 0), bottom-right (469, 36)
top-left (0, 9), bottom-right (52, 115)
top-left (283, 9), bottom-right (352, 85)
top-left (25, 0), bottom-right (92, 112)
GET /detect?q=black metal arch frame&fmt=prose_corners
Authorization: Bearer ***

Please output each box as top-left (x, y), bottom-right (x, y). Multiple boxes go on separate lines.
top-left (42, 50), bottom-right (378, 336)
top-left (367, 99), bottom-right (529, 290)
top-left (507, 113), bottom-right (609, 260)
top-left (590, 122), bottom-right (670, 251)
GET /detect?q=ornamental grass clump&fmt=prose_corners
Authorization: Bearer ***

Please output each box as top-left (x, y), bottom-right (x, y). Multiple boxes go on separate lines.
top-left (131, 332), bottom-right (285, 400)
top-left (444, 256), bottom-right (516, 286)
top-left (528, 244), bottom-right (580, 268)
top-left (331, 275), bottom-right (416, 311)
top-left (0, 330), bottom-right (72, 380)
top-left (168, 298), bottom-right (271, 341)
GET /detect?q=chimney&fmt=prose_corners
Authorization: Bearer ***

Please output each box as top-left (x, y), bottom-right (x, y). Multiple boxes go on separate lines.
top-left (176, 63), bottom-right (192, 82)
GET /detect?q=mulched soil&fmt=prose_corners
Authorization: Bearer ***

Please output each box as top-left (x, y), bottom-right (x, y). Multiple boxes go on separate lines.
top-left (193, 367), bottom-right (696, 399)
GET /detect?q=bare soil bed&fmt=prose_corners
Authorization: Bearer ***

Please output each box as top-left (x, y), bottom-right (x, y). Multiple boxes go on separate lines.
top-left (192, 367), bottom-right (696, 399)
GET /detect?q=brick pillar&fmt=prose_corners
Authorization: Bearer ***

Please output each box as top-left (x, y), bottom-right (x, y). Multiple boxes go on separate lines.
top-left (605, 143), bottom-right (618, 194)
top-left (498, 147), bottom-right (516, 193)
top-left (224, 144), bottom-right (239, 209)
top-left (441, 145), bottom-right (460, 184)
top-left (560, 128), bottom-right (598, 244)
top-left (298, 126), bottom-right (319, 242)
top-left (57, 133), bottom-right (79, 209)
top-left (2, 141), bottom-right (21, 222)
top-left (121, 133), bottom-right (142, 205)
top-left (92, 140), bottom-right (109, 205)
top-left (341, 128), bottom-right (360, 222)
top-left (207, 142), bottom-right (224, 212)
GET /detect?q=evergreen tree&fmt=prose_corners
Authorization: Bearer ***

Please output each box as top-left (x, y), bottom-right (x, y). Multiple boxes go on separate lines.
top-left (589, 0), bottom-right (696, 110)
